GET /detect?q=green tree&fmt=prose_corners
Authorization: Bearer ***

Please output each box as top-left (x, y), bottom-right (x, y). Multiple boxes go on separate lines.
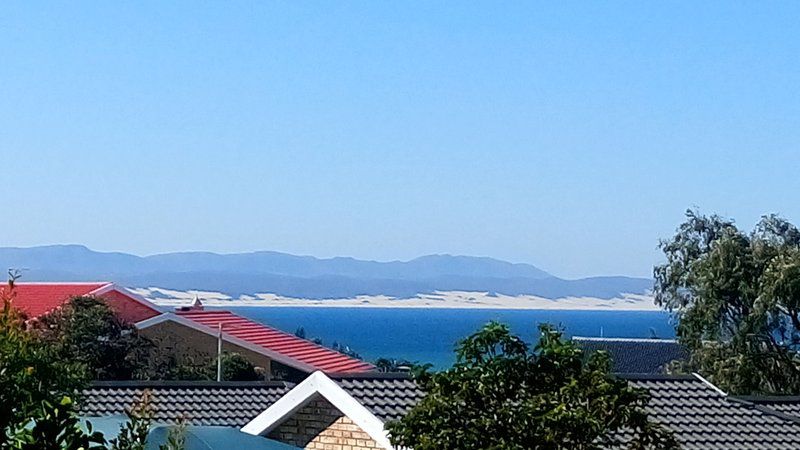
top-left (387, 322), bottom-right (677, 450)
top-left (14, 397), bottom-right (106, 450)
top-left (655, 210), bottom-right (800, 394)
top-left (374, 357), bottom-right (430, 374)
top-left (34, 296), bottom-right (216, 382)
top-left (34, 296), bottom-right (153, 380)
top-left (219, 352), bottom-right (260, 381)
top-left (0, 278), bottom-right (107, 449)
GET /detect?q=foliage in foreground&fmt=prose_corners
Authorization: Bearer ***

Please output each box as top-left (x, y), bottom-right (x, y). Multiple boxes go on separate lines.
top-left (655, 210), bottom-right (800, 394)
top-left (0, 279), bottom-right (188, 449)
top-left (0, 280), bottom-right (94, 449)
top-left (387, 322), bottom-right (678, 450)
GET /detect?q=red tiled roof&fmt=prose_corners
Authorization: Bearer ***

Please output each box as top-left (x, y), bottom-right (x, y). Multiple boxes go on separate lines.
top-left (176, 310), bottom-right (376, 374)
top-left (2, 282), bottom-right (111, 318)
top-left (0, 282), bottom-right (161, 323)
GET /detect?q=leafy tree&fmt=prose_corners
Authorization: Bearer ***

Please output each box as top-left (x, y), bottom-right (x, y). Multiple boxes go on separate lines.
top-left (14, 397), bottom-right (106, 450)
top-left (34, 296), bottom-right (153, 380)
top-left (0, 278), bottom-right (113, 450)
top-left (387, 322), bottom-right (677, 450)
top-left (220, 352), bottom-right (261, 381)
top-left (655, 210), bottom-right (800, 394)
top-left (374, 357), bottom-right (413, 372)
top-left (35, 296), bottom-right (216, 382)
top-left (0, 281), bottom-right (88, 448)
top-left (374, 357), bottom-right (430, 374)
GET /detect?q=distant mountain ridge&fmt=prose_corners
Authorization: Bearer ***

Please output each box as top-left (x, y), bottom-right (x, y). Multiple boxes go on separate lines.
top-left (0, 245), bottom-right (652, 300)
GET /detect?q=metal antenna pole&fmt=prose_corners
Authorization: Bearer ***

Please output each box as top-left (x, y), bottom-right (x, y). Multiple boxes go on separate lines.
top-left (217, 323), bottom-right (223, 382)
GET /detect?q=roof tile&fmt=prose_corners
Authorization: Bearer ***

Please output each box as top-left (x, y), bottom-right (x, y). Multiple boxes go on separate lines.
top-left (176, 310), bottom-right (375, 374)
top-left (79, 381), bottom-right (294, 428)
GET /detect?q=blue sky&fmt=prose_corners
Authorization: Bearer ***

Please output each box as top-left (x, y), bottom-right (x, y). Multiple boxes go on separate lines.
top-left (1, 2), bottom-right (799, 278)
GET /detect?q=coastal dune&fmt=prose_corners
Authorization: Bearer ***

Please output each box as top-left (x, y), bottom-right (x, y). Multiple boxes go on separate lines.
top-left (132, 287), bottom-right (660, 311)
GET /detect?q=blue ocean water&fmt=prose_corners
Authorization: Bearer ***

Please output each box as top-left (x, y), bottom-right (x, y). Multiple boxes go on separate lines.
top-left (225, 307), bottom-right (676, 368)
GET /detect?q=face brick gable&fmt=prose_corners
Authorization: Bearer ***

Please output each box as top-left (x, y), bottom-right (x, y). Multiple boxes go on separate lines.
top-left (268, 395), bottom-right (381, 450)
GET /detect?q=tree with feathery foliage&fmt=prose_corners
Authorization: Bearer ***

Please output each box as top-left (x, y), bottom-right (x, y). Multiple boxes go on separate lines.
top-left (655, 210), bottom-right (800, 394)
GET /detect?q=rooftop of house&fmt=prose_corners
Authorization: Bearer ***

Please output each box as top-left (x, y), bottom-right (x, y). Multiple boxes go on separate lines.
top-left (573, 336), bottom-right (689, 374)
top-left (2, 282), bottom-right (162, 322)
top-left (618, 374), bottom-right (800, 449)
top-left (175, 309), bottom-right (376, 374)
top-left (80, 381), bottom-right (296, 427)
top-left (81, 373), bottom-right (800, 450)
top-left (330, 372), bottom-right (427, 423)
top-left (2, 282), bottom-right (111, 318)
top-left (732, 395), bottom-right (800, 419)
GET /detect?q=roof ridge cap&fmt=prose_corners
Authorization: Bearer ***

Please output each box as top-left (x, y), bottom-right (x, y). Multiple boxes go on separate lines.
top-left (727, 397), bottom-right (800, 425)
top-left (572, 336), bottom-right (679, 343)
top-left (88, 380), bottom-right (294, 388)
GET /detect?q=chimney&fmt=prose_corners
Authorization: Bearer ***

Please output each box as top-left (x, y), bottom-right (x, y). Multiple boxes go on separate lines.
top-left (176, 294), bottom-right (204, 312)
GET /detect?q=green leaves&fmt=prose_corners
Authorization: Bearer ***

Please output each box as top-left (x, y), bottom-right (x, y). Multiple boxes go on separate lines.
top-left (655, 210), bottom-right (800, 394)
top-left (13, 396), bottom-right (106, 450)
top-left (109, 393), bottom-right (154, 450)
top-left (35, 296), bottom-right (154, 381)
top-left (0, 284), bottom-right (88, 450)
top-left (387, 322), bottom-right (677, 450)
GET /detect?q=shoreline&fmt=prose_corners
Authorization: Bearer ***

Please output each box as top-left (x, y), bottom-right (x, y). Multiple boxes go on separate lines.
top-left (134, 287), bottom-right (661, 312)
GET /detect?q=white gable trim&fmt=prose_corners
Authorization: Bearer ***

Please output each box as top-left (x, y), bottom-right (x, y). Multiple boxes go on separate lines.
top-left (135, 313), bottom-right (319, 374)
top-left (693, 372), bottom-right (727, 396)
top-left (241, 371), bottom-right (394, 450)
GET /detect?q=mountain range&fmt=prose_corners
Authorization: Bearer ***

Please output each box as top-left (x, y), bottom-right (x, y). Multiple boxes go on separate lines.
top-left (0, 245), bottom-right (652, 299)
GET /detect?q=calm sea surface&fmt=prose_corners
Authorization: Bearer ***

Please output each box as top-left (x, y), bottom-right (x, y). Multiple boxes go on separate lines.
top-left (223, 307), bottom-right (676, 368)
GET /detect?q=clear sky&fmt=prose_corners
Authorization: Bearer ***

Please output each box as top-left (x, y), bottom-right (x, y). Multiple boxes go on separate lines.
top-left (1, 2), bottom-right (799, 279)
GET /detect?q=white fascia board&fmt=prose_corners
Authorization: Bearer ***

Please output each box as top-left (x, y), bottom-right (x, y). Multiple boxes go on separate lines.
top-left (241, 371), bottom-right (394, 450)
top-left (134, 313), bottom-right (319, 374)
top-left (692, 372), bottom-right (727, 396)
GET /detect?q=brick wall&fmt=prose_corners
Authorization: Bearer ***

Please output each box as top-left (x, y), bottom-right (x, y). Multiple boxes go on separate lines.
top-left (268, 395), bottom-right (384, 450)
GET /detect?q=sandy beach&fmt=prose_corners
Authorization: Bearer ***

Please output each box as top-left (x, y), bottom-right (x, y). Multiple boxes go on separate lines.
top-left (131, 287), bottom-right (660, 311)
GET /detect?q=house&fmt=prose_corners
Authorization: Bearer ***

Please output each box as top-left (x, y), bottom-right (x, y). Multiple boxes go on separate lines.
top-left (242, 372), bottom-right (424, 450)
top-left (80, 372), bottom-right (424, 450)
top-left (240, 371), bottom-right (800, 450)
top-left (4, 282), bottom-right (374, 380)
top-left (573, 336), bottom-right (689, 374)
top-left (136, 302), bottom-right (376, 380)
top-left (3, 282), bottom-right (161, 323)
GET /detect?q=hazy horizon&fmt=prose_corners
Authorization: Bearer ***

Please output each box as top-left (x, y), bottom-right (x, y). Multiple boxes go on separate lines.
top-left (3, 2), bottom-right (799, 279)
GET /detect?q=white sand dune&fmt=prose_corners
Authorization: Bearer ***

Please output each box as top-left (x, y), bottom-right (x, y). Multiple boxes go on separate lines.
top-left (131, 287), bottom-right (659, 311)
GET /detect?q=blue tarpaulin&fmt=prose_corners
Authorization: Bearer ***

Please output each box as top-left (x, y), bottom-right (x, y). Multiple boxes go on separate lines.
top-left (80, 417), bottom-right (301, 450)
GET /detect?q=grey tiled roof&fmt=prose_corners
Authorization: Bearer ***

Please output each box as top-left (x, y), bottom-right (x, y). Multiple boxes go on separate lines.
top-left (621, 375), bottom-right (800, 450)
top-left (330, 373), bottom-right (426, 423)
top-left (735, 396), bottom-right (800, 419)
top-left (79, 381), bottom-right (294, 427)
top-left (332, 373), bottom-right (800, 448)
top-left (574, 337), bottom-right (688, 374)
